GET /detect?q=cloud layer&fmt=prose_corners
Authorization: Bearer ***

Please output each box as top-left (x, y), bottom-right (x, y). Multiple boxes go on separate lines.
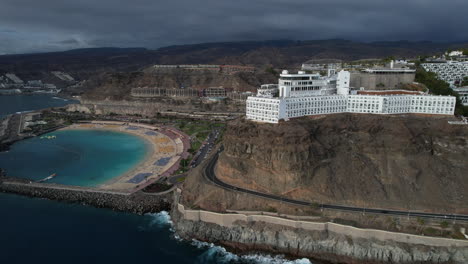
top-left (0, 0), bottom-right (467, 54)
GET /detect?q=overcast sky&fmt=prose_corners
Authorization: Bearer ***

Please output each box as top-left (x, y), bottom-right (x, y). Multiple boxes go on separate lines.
top-left (0, 0), bottom-right (467, 54)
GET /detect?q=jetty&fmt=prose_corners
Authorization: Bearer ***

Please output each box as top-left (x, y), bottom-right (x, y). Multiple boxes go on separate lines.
top-left (0, 176), bottom-right (172, 214)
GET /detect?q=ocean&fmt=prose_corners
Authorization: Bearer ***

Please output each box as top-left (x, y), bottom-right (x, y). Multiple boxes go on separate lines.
top-left (0, 94), bottom-right (77, 118)
top-left (0, 193), bottom-right (312, 264)
top-left (0, 94), bottom-right (314, 264)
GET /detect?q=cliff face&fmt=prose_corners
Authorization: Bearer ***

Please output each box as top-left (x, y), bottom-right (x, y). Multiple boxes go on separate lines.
top-left (173, 211), bottom-right (468, 264)
top-left (216, 114), bottom-right (468, 213)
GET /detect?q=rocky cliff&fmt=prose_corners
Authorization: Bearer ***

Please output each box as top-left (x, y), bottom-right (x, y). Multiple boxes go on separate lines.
top-left (216, 114), bottom-right (468, 213)
top-left (173, 209), bottom-right (468, 264)
top-left (175, 113), bottom-right (468, 264)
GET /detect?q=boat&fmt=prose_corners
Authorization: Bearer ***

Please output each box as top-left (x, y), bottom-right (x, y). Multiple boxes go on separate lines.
top-left (37, 173), bottom-right (57, 183)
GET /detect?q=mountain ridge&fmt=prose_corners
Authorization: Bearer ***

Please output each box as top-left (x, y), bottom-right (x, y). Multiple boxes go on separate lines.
top-left (1, 39), bottom-right (467, 74)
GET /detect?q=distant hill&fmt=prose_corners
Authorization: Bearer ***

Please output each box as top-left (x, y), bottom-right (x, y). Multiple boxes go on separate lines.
top-left (1, 39), bottom-right (467, 77)
top-left (154, 39), bottom-right (468, 67)
top-left (1, 39), bottom-right (467, 97)
top-left (0, 47), bottom-right (157, 79)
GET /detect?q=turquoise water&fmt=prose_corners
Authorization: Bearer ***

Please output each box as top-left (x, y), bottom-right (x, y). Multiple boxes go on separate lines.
top-left (0, 94), bottom-right (77, 118)
top-left (0, 129), bottom-right (148, 186)
top-left (0, 95), bottom-right (315, 264)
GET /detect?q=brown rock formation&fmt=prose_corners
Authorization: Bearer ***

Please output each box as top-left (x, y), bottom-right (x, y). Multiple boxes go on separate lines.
top-left (81, 68), bottom-right (277, 100)
top-left (216, 114), bottom-right (468, 213)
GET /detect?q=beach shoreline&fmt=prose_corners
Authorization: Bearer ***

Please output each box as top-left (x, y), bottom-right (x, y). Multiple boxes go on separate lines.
top-left (58, 121), bottom-right (187, 192)
top-left (59, 126), bottom-right (155, 188)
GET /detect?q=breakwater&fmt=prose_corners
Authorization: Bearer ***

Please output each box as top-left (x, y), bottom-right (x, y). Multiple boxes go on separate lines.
top-left (0, 177), bottom-right (172, 214)
top-left (173, 202), bottom-right (468, 264)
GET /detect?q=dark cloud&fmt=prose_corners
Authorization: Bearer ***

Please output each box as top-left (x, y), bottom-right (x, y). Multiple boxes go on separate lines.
top-left (0, 0), bottom-right (467, 54)
top-left (56, 38), bottom-right (82, 45)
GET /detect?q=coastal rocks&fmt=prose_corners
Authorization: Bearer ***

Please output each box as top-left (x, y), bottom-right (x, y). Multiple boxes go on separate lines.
top-left (0, 178), bottom-right (172, 214)
top-left (173, 212), bottom-right (468, 264)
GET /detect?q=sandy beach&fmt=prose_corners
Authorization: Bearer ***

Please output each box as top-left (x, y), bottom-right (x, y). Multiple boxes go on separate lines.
top-left (61, 121), bottom-right (188, 192)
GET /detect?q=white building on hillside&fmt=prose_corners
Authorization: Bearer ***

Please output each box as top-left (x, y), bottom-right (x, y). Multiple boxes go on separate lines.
top-left (246, 70), bottom-right (456, 123)
top-left (422, 61), bottom-right (468, 87)
top-left (453, 87), bottom-right (468, 106)
top-left (448, 50), bottom-right (463, 57)
top-left (256, 84), bottom-right (279, 97)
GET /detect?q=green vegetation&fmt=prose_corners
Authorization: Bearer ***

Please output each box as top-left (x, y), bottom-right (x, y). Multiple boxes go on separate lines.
top-left (415, 67), bottom-right (468, 116)
top-left (440, 221), bottom-right (449, 229)
top-left (382, 56), bottom-right (395, 63)
top-left (177, 157), bottom-right (191, 173)
top-left (176, 120), bottom-right (225, 152)
top-left (188, 141), bottom-right (202, 154)
top-left (266, 206), bottom-right (278, 213)
top-left (180, 158), bottom-right (190, 167)
top-left (416, 217), bottom-right (425, 226)
top-left (451, 230), bottom-right (466, 240)
top-left (176, 176), bottom-right (186, 183)
top-left (423, 227), bottom-right (437, 236)
top-left (24, 110), bottom-right (95, 134)
top-left (177, 121), bottom-right (210, 136)
top-left (265, 66), bottom-right (278, 76)
top-left (462, 76), bottom-right (468, 86)
top-left (309, 202), bottom-right (320, 209)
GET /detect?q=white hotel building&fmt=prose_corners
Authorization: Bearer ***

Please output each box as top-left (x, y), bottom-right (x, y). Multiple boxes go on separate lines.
top-left (246, 70), bottom-right (456, 123)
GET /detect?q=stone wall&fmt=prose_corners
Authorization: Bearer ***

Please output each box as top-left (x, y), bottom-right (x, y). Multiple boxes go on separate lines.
top-left (174, 203), bottom-right (468, 263)
top-left (177, 204), bottom-right (468, 248)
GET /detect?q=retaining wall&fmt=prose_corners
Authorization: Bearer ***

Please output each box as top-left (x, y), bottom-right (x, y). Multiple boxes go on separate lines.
top-left (177, 203), bottom-right (468, 248)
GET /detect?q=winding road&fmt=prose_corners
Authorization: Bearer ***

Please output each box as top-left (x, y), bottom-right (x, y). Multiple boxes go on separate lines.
top-left (204, 146), bottom-right (468, 222)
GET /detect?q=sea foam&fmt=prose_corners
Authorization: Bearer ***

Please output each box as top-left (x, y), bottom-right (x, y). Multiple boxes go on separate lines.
top-left (147, 211), bottom-right (173, 226)
top-left (191, 239), bottom-right (312, 264)
top-left (147, 212), bottom-right (312, 264)
top-left (52, 97), bottom-right (68, 101)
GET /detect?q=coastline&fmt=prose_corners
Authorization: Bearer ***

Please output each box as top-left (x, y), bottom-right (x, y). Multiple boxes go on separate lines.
top-left (59, 125), bottom-right (156, 190)
top-left (59, 122), bottom-right (185, 192)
